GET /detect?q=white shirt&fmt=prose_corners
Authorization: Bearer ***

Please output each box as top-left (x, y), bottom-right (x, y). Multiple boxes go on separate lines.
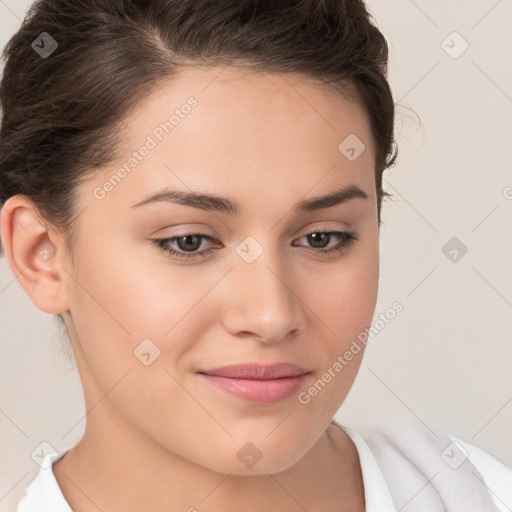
top-left (14, 421), bottom-right (512, 512)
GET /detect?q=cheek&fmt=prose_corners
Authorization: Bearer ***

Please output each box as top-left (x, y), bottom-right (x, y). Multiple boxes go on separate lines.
top-left (64, 242), bottom-right (165, 384)
top-left (70, 236), bottom-right (192, 335)
top-left (310, 240), bottom-right (379, 341)
top-left (66, 253), bottom-right (199, 428)
top-left (298, 253), bottom-right (378, 415)
top-left (67, 242), bottom-right (218, 383)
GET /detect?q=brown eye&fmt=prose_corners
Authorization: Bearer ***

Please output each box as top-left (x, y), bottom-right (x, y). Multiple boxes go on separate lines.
top-left (151, 233), bottom-right (216, 260)
top-left (293, 230), bottom-right (358, 256)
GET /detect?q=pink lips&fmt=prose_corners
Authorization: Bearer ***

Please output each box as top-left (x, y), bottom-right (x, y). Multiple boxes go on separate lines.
top-left (198, 363), bottom-right (310, 403)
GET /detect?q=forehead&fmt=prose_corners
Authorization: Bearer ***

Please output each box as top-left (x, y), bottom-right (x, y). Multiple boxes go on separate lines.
top-left (84, 66), bottom-right (376, 213)
top-left (128, 65), bottom-right (372, 148)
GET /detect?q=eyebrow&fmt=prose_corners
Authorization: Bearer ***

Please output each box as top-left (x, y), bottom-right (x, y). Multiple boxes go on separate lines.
top-left (131, 184), bottom-right (368, 214)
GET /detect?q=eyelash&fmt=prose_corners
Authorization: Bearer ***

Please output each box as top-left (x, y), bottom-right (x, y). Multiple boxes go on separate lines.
top-left (150, 230), bottom-right (358, 261)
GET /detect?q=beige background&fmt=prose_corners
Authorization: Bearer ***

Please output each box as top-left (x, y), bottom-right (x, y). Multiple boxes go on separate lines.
top-left (1, 0), bottom-right (511, 506)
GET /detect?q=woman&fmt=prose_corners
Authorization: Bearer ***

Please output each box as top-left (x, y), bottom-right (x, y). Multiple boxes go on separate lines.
top-left (0, 0), bottom-right (510, 511)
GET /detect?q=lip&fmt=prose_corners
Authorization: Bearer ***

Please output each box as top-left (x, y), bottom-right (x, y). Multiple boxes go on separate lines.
top-left (198, 363), bottom-right (310, 403)
top-left (199, 362), bottom-right (308, 379)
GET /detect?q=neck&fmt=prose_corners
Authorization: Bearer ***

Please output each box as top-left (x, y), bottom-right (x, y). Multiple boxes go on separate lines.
top-left (53, 410), bottom-right (364, 512)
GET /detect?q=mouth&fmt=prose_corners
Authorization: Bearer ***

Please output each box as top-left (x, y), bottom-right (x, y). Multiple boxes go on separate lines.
top-left (197, 362), bottom-right (311, 403)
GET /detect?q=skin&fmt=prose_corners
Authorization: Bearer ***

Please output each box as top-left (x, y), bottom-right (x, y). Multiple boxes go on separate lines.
top-left (1, 66), bottom-right (380, 511)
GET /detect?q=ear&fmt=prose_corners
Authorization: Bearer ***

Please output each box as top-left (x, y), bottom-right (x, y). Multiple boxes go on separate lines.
top-left (0, 194), bottom-right (70, 314)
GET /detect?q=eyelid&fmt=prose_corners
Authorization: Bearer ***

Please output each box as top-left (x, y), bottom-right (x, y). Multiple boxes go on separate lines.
top-left (150, 223), bottom-right (217, 237)
top-left (155, 222), bottom-right (350, 245)
top-left (151, 227), bottom-right (358, 262)
top-left (296, 221), bottom-right (351, 237)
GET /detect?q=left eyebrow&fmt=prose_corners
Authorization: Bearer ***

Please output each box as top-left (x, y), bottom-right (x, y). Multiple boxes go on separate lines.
top-left (131, 184), bottom-right (368, 214)
top-left (297, 185), bottom-right (368, 212)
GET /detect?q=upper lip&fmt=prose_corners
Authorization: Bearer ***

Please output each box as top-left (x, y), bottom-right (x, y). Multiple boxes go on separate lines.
top-left (198, 363), bottom-right (309, 379)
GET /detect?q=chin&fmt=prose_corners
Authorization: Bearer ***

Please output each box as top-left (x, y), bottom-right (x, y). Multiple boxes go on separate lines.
top-left (197, 439), bottom-right (307, 477)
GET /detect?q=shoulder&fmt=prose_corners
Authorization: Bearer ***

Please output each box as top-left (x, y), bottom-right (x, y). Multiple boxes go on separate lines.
top-left (346, 418), bottom-right (512, 512)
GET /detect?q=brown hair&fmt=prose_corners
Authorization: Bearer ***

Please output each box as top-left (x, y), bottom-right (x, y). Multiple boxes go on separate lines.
top-left (0, 0), bottom-right (398, 261)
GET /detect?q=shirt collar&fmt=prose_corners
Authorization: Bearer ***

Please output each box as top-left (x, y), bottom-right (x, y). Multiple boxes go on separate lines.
top-left (17, 449), bottom-right (73, 512)
top-left (332, 421), bottom-right (397, 512)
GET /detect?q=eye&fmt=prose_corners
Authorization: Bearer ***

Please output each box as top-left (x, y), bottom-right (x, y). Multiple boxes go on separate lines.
top-left (150, 230), bottom-right (358, 261)
top-left (150, 233), bottom-right (216, 260)
top-left (293, 230), bottom-right (358, 256)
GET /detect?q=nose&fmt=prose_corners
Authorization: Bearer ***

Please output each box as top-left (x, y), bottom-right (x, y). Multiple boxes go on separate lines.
top-left (220, 245), bottom-right (305, 344)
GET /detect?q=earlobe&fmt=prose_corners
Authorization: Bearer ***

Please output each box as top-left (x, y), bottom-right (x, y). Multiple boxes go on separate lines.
top-left (0, 195), bottom-right (70, 314)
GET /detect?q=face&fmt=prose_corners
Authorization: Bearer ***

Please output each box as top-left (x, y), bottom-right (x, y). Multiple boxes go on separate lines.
top-left (61, 66), bottom-right (379, 475)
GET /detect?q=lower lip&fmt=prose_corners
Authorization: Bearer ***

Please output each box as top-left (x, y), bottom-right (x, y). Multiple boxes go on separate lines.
top-left (199, 373), bottom-right (309, 403)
